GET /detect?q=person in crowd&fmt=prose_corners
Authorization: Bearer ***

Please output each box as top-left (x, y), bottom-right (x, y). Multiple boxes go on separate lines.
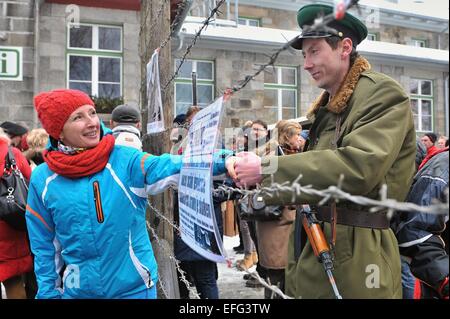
top-left (23, 128), bottom-right (49, 169)
top-left (298, 129), bottom-right (309, 152)
top-left (185, 105), bottom-right (201, 125)
top-left (254, 120), bottom-right (300, 298)
top-left (170, 112), bottom-right (227, 299)
top-left (0, 121), bottom-right (28, 150)
top-left (391, 143), bottom-right (448, 299)
top-left (437, 135), bottom-right (448, 149)
top-left (226, 3), bottom-right (416, 298)
top-left (231, 122), bottom-right (252, 254)
top-left (421, 133), bottom-right (438, 154)
top-left (414, 139), bottom-right (427, 171)
top-left (0, 128), bottom-right (33, 299)
top-left (238, 120), bottom-right (270, 287)
top-left (110, 103), bottom-right (142, 150)
top-left (247, 120), bottom-right (269, 152)
top-left (419, 133), bottom-right (441, 170)
top-left (25, 89), bottom-right (234, 299)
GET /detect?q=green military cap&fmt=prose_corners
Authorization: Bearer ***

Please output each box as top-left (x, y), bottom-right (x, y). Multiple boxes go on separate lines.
top-left (290, 4), bottom-right (368, 50)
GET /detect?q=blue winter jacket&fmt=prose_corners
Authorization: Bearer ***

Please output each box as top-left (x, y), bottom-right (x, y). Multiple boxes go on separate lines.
top-left (25, 131), bottom-right (230, 299)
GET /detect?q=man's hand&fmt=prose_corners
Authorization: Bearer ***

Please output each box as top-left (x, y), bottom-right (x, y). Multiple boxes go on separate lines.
top-left (226, 152), bottom-right (263, 187)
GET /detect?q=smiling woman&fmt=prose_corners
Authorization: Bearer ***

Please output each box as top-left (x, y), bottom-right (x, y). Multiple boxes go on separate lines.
top-left (25, 88), bottom-right (235, 299)
top-left (59, 105), bottom-right (100, 149)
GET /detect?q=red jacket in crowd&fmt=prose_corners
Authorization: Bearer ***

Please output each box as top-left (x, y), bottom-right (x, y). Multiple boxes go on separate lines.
top-left (0, 138), bottom-right (33, 282)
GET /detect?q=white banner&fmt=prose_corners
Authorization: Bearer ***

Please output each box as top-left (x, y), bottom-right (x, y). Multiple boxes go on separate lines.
top-left (146, 49), bottom-right (165, 134)
top-left (178, 97), bottom-right (226, 263)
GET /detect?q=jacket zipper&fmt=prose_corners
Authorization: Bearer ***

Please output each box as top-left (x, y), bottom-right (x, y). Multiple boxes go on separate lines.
top-left (93, 181), bottom-right (105, 223)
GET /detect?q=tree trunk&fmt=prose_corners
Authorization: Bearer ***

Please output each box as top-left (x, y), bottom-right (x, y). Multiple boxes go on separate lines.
top-left (139, 0), bottom-right (177, 299)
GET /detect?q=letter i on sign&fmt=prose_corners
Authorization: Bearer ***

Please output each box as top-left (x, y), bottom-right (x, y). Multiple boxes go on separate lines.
top-left (1, 53), bottom-right (7, 74)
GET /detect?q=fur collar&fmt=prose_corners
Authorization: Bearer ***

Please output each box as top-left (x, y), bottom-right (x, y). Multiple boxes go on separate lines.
top-left (306, 56), bottom-right (371, 118)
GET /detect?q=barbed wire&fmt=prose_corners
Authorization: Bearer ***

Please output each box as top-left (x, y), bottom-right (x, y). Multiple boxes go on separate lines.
top-left (146, 197), bottom-right (295, 299)
top-left (146, 218), bottom-right (201, 299)
top-left (215, 174), bottom-right (449, 219)
top-left (162, 0), bottom-right (227, 93)
top-left (139, 0), bottom-right (171, 60)
top-left (159, 0), bottom-right (191, 51)
top-left (227, 40), bottom-right (295, 94)
top-left (239, 267), bottom-right (293, 299)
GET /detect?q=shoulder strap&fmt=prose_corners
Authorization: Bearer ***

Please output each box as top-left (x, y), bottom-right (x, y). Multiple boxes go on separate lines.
top-left (4, 147), bottom-right (17, 169)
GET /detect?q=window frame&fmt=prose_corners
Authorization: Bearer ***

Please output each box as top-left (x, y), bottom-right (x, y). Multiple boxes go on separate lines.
top-left (174, 59), bottom-right (215, 116)
top-left (411, 38), bottom-right (427, 48)
top-left (66, 23), bottom-right (123, 98)
top-left (67, 23), bottom-right (123, 53)
top-left (263, 66), bottom-right (298, 122)
top-left (367, 32), bottom-right (378, 41)
top-left (410, 79), bottom-right (434, 133)
top-left (237, 16), bottom-right (261, 27)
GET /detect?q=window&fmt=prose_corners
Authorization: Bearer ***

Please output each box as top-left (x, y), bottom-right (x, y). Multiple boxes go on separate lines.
top-left (67, 23), bottom-right (122, 99)
top-left (367, 33), bottom-right (377, 41)
top-left (238, 17), bottom-right (260, 27)
top-left (411, 39), bottom-right (427, 48)
top-left (410, 79), bottom-right (433, 132)
top-left (174, 59), bottom-right (214, 115)
top-left (263, 66), bottom-right (297, 123)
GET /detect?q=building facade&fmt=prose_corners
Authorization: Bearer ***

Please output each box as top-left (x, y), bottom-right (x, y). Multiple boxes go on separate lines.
top-left (0, 0), bottom-right (448, 137)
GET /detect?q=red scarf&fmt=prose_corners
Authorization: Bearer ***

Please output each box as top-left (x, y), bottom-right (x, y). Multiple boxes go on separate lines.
top-left (44, 134), bottom-right (115, 178)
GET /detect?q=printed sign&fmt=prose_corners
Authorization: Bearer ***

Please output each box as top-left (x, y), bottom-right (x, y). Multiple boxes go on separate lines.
top-left (146, 49), bottom-right (165, 134)
top-left (0, 46), bottom-right (22, 81)
top-left (178, 97), bottom-right (226, 263)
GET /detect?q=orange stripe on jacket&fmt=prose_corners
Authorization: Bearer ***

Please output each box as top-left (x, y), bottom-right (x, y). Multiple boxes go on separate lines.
top-left (26, 204), bottom-right (52, 232)
top-left (141, 153), bottom-right (151, 176)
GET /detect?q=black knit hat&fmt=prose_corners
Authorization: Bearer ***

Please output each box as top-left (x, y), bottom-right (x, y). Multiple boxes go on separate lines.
top-left (424, 132), bottom-right (437, 144)
top-left (173, 114), bottom-right (187, 125)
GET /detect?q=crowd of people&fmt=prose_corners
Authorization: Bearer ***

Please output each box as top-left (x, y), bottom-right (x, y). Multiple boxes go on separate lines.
top-left (0, 3), bottom-right (448, 299)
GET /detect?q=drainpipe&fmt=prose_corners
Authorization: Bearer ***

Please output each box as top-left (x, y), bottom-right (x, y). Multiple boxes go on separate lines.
top-left (438, 24), bottom-right (448, 50)
top-left (33, 0), bottom-right (41, 128)
top-left (172, 0), bottom-right (193, 52)
top-left (235, 0), bottom-right (239, 26)
top-left (445, 74), bottom-right (449, 136)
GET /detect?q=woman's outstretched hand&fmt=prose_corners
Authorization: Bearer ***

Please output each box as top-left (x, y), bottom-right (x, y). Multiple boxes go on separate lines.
top-left (225, 152), bottom-right (262, 187)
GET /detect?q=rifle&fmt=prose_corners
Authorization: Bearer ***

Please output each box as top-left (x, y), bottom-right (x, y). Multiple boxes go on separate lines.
top-left (300, 204), bottom-right (342, 299)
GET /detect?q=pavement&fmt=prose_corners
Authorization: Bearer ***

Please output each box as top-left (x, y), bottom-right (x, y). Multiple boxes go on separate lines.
top-left (217, 235), bottom-right (264, 299)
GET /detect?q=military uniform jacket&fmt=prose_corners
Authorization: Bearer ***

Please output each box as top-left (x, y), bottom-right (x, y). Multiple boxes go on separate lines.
top-left (261, 56), bottom-right (416, 298)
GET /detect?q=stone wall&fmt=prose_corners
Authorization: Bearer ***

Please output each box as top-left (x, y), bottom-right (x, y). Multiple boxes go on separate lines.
top-left (176, 45), bottom-right (448, 135)
top-left (0, 1), bottom-right (141, 127)
top-left (0, 0), bottom-right (36, 127)
top-left (38, 3), bottom-right (141, 108)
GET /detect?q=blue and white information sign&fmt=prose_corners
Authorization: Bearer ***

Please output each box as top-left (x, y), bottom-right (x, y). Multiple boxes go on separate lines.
top-left (178, 97), bottom-right (226, 263)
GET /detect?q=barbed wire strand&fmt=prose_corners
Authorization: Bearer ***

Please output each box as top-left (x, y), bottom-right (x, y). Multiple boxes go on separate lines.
top-left (220, 2), bottom-right (366, 96)
top-left (214, 174), bottom-right (449, 216)
top-left (147, 198), bottom-right (296, 299)
top-left (239, 267), bottom-right (294, 299)
top-left (139, 0), bottom-right (170, 60)
top-left (159, 0), bottom-right (191, 51)
top-left (146, 218), bottom-right (201, 299)
top-left (162, 0), bottom-right (227, 92)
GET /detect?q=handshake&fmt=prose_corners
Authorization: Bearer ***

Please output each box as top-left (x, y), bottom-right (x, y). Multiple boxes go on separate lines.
top-left (225, 152), bottom-right (263, 188)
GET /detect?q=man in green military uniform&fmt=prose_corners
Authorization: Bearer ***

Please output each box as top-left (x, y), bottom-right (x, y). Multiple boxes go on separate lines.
top-left (227, 4), bottom-right (416, 298)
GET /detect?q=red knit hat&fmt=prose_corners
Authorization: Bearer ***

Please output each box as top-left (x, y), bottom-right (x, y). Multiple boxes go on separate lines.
top-left (33, 89), bottom-right (95, 139)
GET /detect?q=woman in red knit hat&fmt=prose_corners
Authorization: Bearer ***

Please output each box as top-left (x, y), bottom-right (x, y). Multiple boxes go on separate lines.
top-left (0, 128), bottom-right (32, 299)
top-left (25, 89), bottom-right (233, 299)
